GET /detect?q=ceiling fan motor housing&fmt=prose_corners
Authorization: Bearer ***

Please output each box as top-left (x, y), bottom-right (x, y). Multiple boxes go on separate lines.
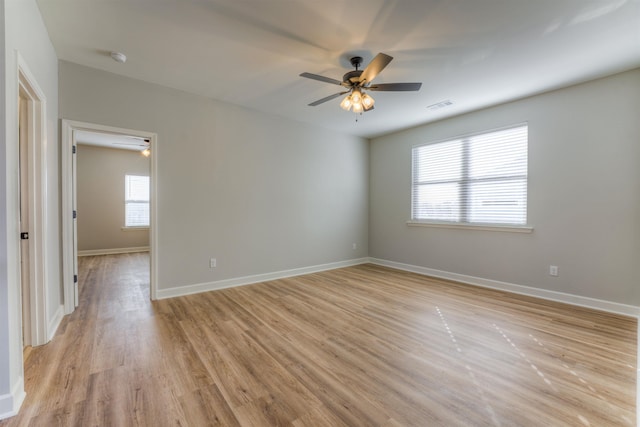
top-left (343, 70), bottom-right (363, 84)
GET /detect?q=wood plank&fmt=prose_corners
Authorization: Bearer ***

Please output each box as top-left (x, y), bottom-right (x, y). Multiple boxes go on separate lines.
top-left (1, 254), bottom-right (635, 426)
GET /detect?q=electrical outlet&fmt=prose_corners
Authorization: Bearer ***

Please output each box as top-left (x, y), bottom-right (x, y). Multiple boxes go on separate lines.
top-left (210, 258), bottom-right (217, 269)
top-left (352, 243), bottom-right (357, 250)
top-left (549, 265), bottom-right (558, 277)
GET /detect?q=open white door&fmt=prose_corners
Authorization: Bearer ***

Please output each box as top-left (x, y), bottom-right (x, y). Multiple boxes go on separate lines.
top-left (61, 124), bottom-right (75, 313)
top-left (18, 94), bottom-right (31, 347)
top-left (72, 135), bottom-right (79, 307)
top-left (17, 54), bottom-right (49, 345)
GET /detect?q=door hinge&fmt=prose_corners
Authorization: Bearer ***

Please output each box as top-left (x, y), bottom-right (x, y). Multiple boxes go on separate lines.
top-left (72, 145), bottom-right (77, 154)
top-left (74, 274), bottom-right (78, 283)
top-left (20, 232), bottom-right (29, 240)
top-left (73, 210), bottom-right (77, 219)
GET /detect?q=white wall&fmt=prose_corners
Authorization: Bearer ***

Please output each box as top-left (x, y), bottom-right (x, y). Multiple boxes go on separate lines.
top-left (60, 61), bottom-right (369, 292)
top-left (0, 0), bottom-right (59, 418)
top-left (370, 69), bottom-right (640, 308)
top-left (76, 145), bottom-right (150, 252)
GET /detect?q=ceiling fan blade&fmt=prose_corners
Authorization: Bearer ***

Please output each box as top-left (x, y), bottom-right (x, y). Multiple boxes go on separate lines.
top-left (358, 53), bottom-right (393, 85)
top-left (300, 72), bottom-right (343, 86)
top-left (308, 91), bottom-right (348, 106)
top-left (368, 82), bottom-right (422, 91)
top-left (113, 141), bottom-right (148, 146)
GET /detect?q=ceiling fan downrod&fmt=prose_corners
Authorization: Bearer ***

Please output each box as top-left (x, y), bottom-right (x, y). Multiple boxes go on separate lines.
top-left (350, 56), bottom-right (363, 70)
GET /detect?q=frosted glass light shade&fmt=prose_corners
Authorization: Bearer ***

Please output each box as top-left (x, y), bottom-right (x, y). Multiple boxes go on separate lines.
top-left (362, 93), bottom-right (375, 109)
top-left (351, 89), bottom-right (362, 104)
top-left (340, 95), bottom-right (353, 110)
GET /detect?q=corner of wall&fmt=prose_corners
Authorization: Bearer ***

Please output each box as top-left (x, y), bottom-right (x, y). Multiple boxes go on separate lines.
top-left (0, 376), bottom-right (25, 421)
top-left (47, 304), bottom-right (64, 342)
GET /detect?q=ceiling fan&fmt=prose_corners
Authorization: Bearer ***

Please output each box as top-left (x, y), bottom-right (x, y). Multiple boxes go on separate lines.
top-left (112, 135), bottom-right (150, 148)
top-left (112, 135), bottom-right (152, 156)
top-left (300, 53), bottom-right (422, 113)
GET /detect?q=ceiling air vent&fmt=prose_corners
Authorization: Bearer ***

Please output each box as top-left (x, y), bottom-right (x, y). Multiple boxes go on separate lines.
top-left (427, 100), bottom-right (453, 110)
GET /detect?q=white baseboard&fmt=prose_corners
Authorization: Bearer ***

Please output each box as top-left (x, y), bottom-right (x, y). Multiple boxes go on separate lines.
top-left (156, 256), bottom-right (639, 318)
top-left (0, 376), bottom-right (25, 421)
top-left (369, 258), bottom-right (640, 318)
top-left (78, 246), bottom-right (150, 257)
top-left (156, 258), bottom-right (370, 300)
top-left (47, 305), bottom-right (64, 342)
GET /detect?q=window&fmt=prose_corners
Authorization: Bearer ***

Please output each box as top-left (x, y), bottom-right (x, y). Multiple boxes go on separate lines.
top-left (125, 175), bottom-right (150, 227)
top-left (411, 124), bottom-right (528, 227)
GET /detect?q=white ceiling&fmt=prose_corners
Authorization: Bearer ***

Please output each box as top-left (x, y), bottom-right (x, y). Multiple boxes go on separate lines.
top-left (37, 0), bottom-right (640, 138)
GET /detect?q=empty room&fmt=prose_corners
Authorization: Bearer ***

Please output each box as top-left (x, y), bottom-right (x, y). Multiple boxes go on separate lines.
top-left (1, 1), bottom-right (639, 426)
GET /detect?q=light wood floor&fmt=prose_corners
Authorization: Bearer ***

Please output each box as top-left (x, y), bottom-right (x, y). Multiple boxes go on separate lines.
top-left (2, 253), bottom-right (636, 426)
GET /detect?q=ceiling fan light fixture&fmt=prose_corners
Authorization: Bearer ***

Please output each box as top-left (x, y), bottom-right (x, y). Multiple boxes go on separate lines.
top-left (351, 89), bottom-right (362, 104)
top-left (362, 93), bottom-right (375, 109)
top-left (352, 101), bottom-right (364, 113)
top-left (340, 94), bottom-right (353, 111)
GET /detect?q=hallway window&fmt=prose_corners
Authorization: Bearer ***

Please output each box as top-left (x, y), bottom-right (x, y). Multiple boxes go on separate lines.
top-left (125, 175), bottom-right (150, 227)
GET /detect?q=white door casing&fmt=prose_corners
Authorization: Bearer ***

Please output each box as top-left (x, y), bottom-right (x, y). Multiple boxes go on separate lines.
top-left (61, 120), bottom-right (158, 313)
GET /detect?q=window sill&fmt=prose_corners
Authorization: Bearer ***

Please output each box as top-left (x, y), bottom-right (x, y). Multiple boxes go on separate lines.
top-left (121, 226), bottom-right (149, 231)
top-left (406, 221), bottom-right (533, 233)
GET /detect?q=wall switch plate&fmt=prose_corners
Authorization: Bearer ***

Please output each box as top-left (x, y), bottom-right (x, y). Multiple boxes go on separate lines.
top-left (549, 265), bottom-right (558, 277)
top-left (210, 258), bottom-right (217, 269)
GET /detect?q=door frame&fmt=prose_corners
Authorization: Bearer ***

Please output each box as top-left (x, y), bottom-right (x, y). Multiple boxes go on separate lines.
top-left (17, 54), bottom-right (48, 346)
top-left (61, 120), bottom-right (158, 313)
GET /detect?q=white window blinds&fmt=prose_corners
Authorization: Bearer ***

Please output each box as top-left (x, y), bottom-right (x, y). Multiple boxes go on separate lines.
top-left (125, 175), bottom-right (150, 227)
top-left (412, 124), bottom-right (528, 226)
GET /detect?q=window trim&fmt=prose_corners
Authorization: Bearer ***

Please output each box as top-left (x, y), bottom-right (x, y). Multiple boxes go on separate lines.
top-left (121, 226), bottom-right (150, 231)
top-left (410, 123), bottom-right (531, 230)
top-left (406, 220), bottom-right (533, 233)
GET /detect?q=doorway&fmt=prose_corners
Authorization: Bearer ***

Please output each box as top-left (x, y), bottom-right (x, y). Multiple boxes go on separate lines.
top-left (76, 134), bottom-right (150, 266)
top-left (61, 120), bottom-right (158, 313)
